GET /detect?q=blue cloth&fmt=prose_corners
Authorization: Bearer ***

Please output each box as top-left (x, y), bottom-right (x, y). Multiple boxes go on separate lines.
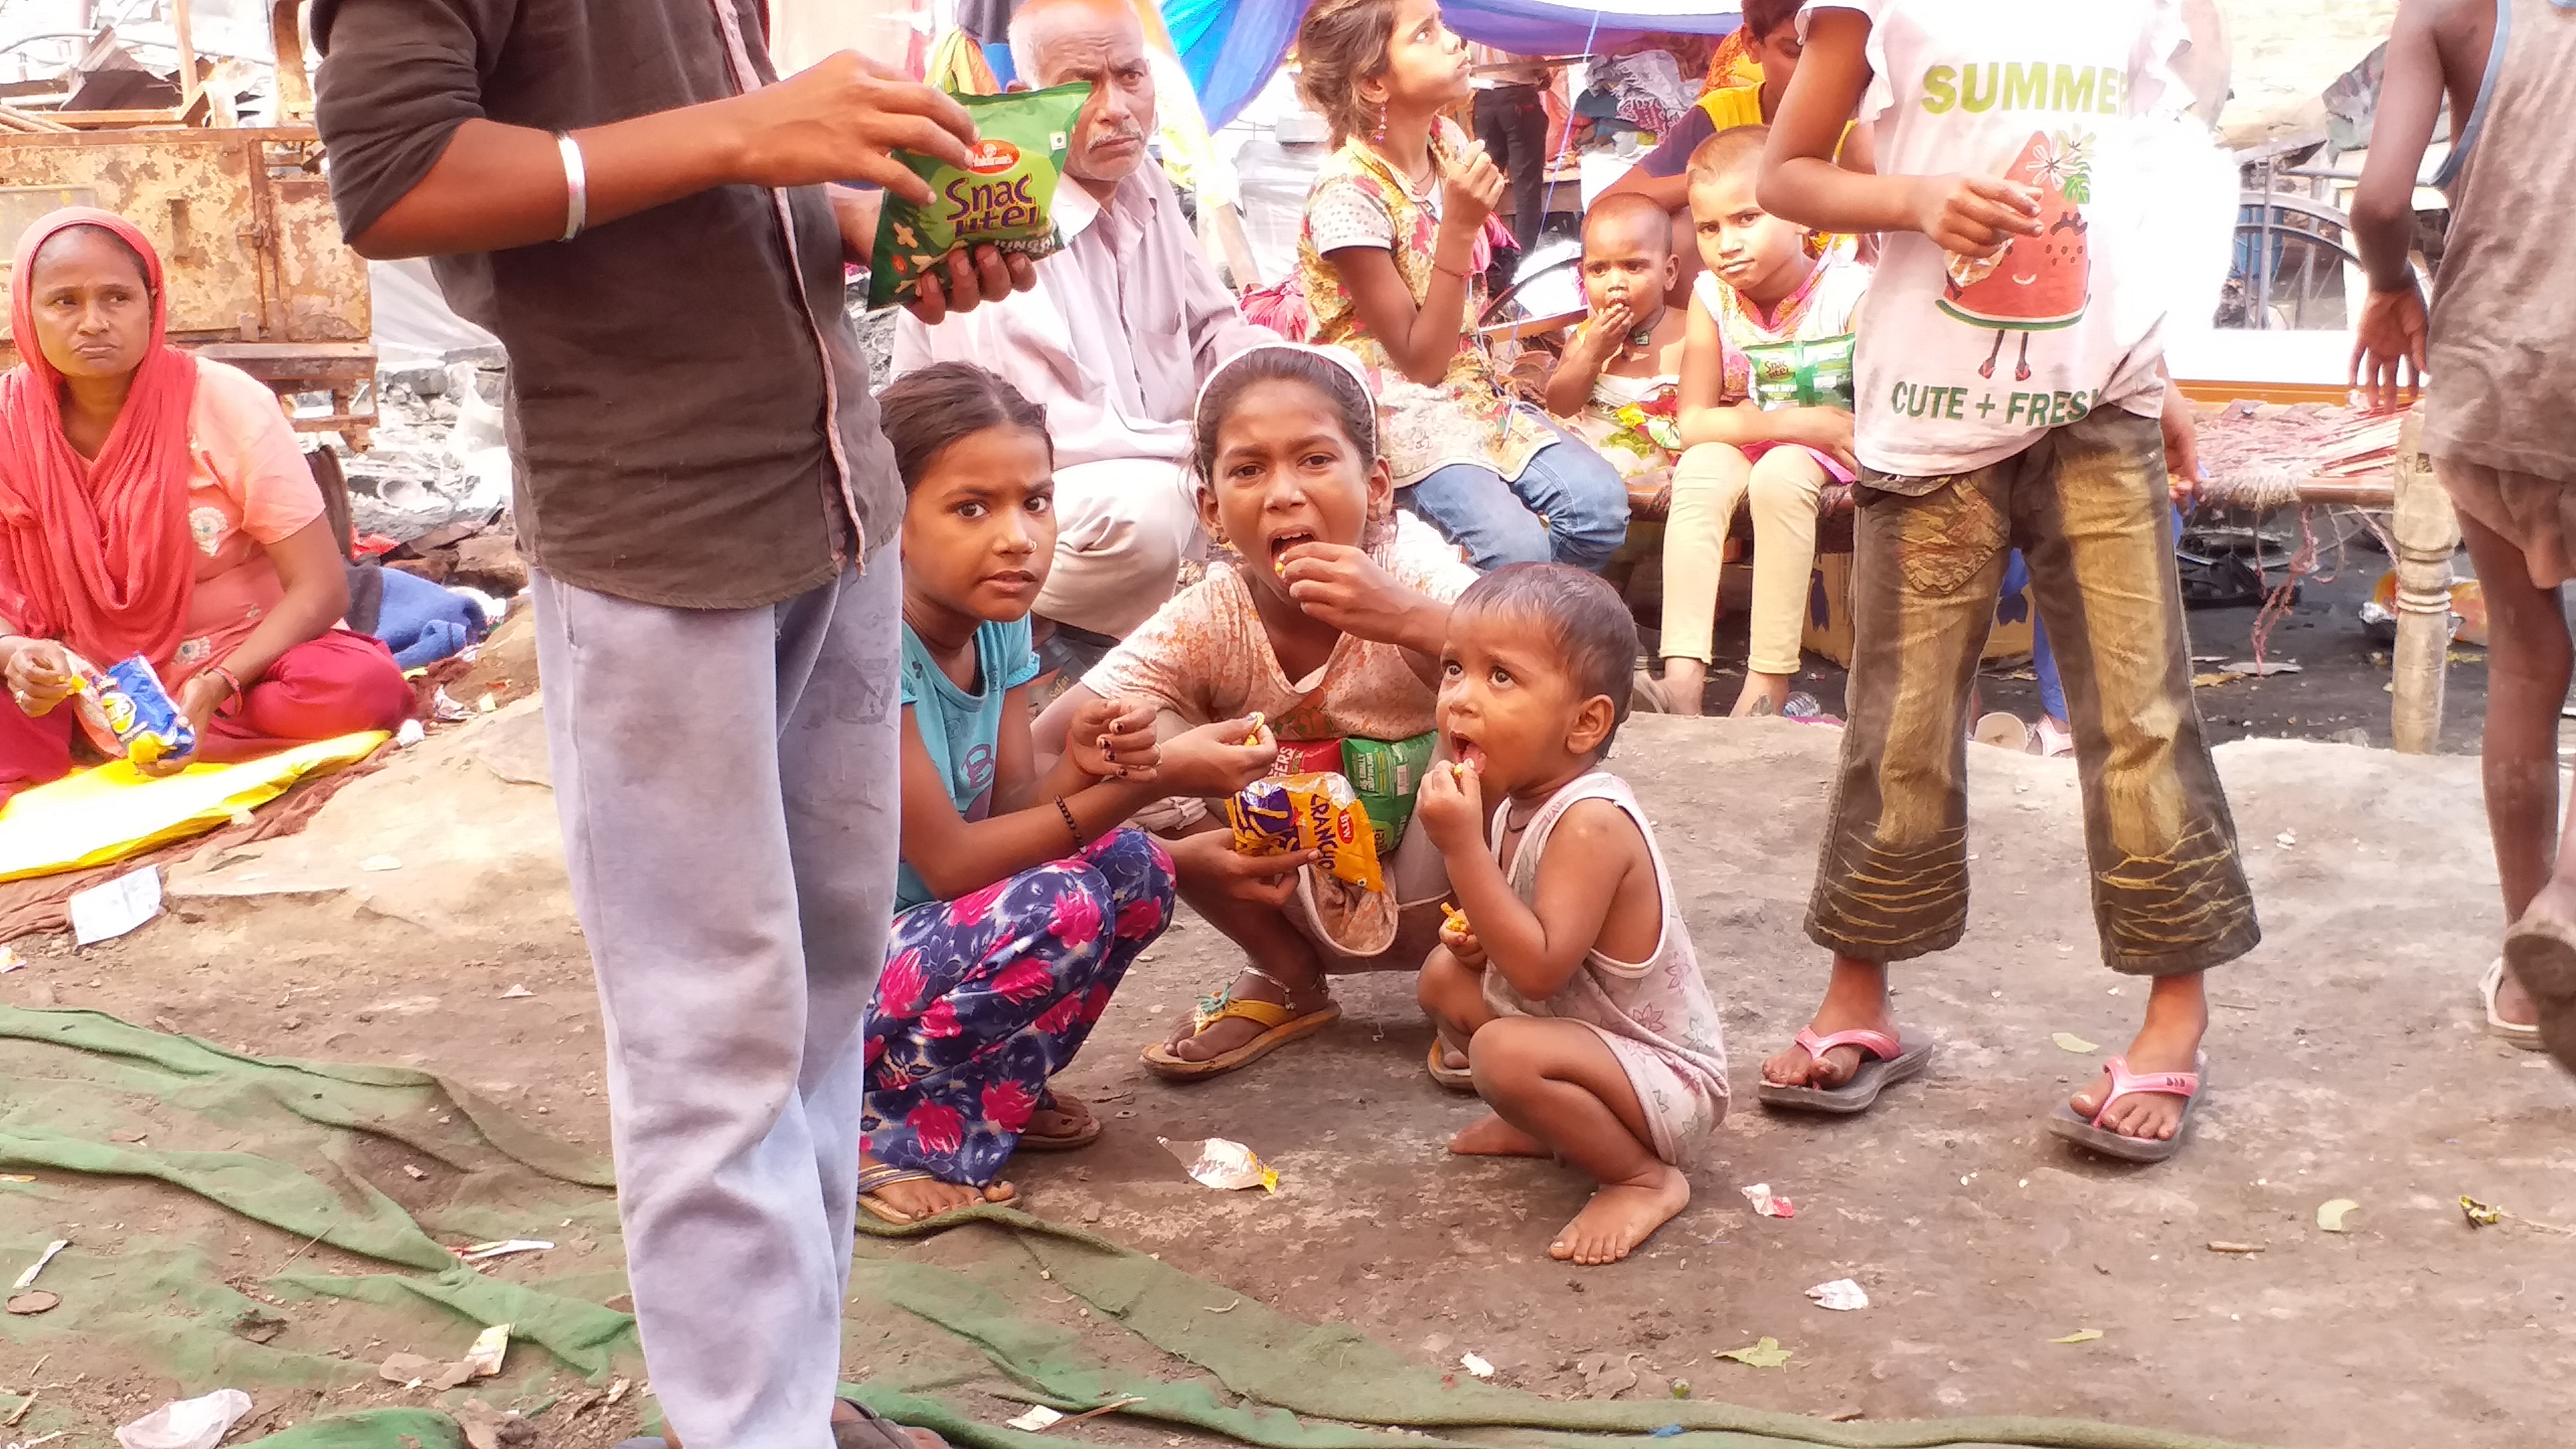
top-left (1161, 0), bottom-right (1741, 131)
top-left (1399, 423), bottom-right (1631, 572)
top-left (897, 616), bottom-right (1043, 910)
top-left (372, 565), bottom-right (489, 669)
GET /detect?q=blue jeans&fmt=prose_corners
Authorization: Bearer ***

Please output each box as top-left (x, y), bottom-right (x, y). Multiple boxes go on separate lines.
top-left (1401, 426), bottom-right (1630, 572)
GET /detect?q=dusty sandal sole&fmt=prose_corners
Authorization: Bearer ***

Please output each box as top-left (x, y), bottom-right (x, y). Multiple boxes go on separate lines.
top-left (1014, 1118), bottom-right (1103, 1152)
top-left (1755, 1040), bottom-right (1935, 1115)
top-left (1142, 1004), bottom-right (1341, 1081)
top-left (2482, 957), bottom-right (2546, 1052)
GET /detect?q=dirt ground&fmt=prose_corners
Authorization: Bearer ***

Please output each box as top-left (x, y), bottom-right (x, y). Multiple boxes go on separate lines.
top-left (5, 659), bottom-right (2568, 1449)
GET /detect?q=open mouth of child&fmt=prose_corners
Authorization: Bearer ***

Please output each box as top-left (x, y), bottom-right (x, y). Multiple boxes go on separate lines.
top-left (1267, 528), bottom-right (1318, 575)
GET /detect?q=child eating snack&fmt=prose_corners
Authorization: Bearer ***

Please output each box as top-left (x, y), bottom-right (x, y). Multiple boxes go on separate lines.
top-left (861, 363), bottom-right (1277, 1225)
top-left (1545, 193), bottom-right (1690, 510)
top-left (1036, 342), bottom-right (1479, 1081)
top-left (1414, 564), bottom-right (1727, 1265)
top-left (1293, 0), bottom-right (1629, 572)
top-left (1660, 124), bottom-right (1868, 718)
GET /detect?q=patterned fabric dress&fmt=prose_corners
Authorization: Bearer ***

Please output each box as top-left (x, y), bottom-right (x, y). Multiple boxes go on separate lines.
top-left (864, 828), bottom-right (1176, 1186)
top-left (1296, 117), bottom-right (1555, 486)
top-left (1478, 770), bottom-right (1729, 1165)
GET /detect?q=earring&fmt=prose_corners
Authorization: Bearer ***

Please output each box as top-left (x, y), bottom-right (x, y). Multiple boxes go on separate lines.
top-left (1372, 100), bottom-right (1387, 145)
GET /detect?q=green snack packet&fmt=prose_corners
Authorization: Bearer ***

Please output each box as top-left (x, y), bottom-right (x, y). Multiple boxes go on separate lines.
top-left (1742, 332), bottom-right (1857, 411)
top-left (1341, 731), bottom-right (1439, 858)
top-left (866, 83), bottom-right (1089, 310)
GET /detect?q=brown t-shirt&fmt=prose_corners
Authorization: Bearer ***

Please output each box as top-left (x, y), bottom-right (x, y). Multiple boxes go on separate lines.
top-left (312, 0), bottom-right (899, 608)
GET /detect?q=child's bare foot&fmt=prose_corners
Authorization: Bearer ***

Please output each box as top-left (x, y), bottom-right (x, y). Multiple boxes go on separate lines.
top-left (1760, 956), bottom-right (1895, 1091)
top-left (1448, 1110), bottom-right (1550, 1157)
top-left (1729, 670), bottom-right (1792, 718)
top-left (1549, 1164), bottom-right (1690, 1265)
top-left (2069, 974), bottom-right (2209, 1143)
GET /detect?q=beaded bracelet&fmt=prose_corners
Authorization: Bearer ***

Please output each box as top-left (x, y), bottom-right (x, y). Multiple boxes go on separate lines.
top-left (1054, 795), bottom-right (1084, 852)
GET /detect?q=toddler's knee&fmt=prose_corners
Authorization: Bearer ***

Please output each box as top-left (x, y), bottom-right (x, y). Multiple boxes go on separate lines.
top-left (1417, 948), bottom-right (1476, 1017)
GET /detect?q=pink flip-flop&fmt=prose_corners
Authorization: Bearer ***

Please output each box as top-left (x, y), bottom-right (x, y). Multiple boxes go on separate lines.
top-left (2046, 1052), bottom-right (2208, 1163)
top-left (1756, 1027), bottom-right (1935, 1115)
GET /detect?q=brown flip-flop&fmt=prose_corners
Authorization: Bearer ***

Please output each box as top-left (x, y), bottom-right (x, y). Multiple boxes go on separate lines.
top-left (1015, 1095), bottom-right (1103, 1152)
top-left (1142, 996), bottom-right (1339, 1081)
top-left (1426, 1038), bottom-right (1476, 1093)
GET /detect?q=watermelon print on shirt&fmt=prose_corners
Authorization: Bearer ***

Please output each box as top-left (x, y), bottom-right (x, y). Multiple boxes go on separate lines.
top-left (1800, 1), bottom-right (2194, 477)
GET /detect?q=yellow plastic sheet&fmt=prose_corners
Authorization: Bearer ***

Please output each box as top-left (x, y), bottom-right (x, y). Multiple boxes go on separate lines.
top-left (0, 731), bottom-right (389, 883)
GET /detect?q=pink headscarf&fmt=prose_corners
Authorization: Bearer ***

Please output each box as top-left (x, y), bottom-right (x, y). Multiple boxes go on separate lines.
top-left (0, 206), bottom-right (200, 666)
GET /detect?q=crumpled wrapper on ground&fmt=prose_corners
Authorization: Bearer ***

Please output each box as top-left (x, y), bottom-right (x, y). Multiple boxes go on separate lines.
top-left (116, 1389), bottom-right (254, 1449)
top-left (1161, 1137), bottom-right (1278, 1193)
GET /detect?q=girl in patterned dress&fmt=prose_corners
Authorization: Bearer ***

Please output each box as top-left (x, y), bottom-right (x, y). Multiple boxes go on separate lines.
top-left (858, 363), bottom-right (1276, 1225)
top-left (1292, 0), bottom-right (1628, 574)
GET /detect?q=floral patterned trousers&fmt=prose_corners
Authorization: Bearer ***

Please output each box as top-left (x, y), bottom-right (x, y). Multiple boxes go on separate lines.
top-left (864, 827), bottom-right (1175, 1186)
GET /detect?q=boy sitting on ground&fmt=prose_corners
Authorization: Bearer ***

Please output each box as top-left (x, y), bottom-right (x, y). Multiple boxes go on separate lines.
top-left (1413, 564), bottom-right (1727, 1266)
top-left (1544, 193), bottom-right (1691, 513)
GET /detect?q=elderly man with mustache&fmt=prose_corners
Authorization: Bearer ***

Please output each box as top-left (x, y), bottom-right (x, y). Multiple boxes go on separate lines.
top-left (895, 0), bottom-right (1273, 665)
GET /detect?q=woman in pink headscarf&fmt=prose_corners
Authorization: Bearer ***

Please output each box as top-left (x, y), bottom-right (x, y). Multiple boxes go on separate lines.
top-left (0, 208), bottom-right (411, 804)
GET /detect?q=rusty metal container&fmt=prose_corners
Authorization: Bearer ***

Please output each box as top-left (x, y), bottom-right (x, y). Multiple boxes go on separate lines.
top-left (0, 3), bottom-right (376, 446)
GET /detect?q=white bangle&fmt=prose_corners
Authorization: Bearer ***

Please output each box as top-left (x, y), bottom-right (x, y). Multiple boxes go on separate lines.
top-left (555, 131), bottom-right (587, 242)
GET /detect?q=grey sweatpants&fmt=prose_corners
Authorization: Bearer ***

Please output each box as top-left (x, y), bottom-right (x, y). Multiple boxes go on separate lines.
top-left (534, 558), bottom-right (900, 1449)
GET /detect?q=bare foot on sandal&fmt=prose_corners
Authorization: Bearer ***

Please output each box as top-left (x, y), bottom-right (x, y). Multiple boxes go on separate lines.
top-left (1159, 969), bottom-right (1332, 1063)
top-left (861, 1153), bottom-right (1015, 1220)
top-left (1447, 1111), bottom-right (1550, 1157)
top-left (1760, 958), bottom-right (1896, 1092)
top-left (1549, 1164), bottom-right (1690, 1265)
top-left (2069, 975), bottom-right (2209, 1143)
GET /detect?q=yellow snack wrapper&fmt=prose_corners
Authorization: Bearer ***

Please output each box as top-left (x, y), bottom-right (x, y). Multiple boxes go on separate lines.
top-left (1224, 770), bottom-right (1384, 893)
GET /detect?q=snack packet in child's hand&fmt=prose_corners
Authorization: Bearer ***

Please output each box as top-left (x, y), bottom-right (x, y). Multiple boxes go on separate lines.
top-left (67, 652), bottom-right (195, 766)
top-left (866, 84), bottom-right (1088, 310)
top-left (1225, 770), bottom-right (1384, 893)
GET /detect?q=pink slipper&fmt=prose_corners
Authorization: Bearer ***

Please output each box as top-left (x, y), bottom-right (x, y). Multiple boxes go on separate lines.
top-left (1756, 1027), bottom-right (1935, 1115)
top-left (2046, 1052), bottom-right (2207, 1163)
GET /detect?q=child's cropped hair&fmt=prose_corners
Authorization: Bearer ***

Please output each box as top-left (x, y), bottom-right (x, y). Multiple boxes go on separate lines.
top-left (1686, 124), bottom-right (1769, 188)
top-left (878, 361), bottom-right (1052, 493)
top-left (1455, 562), bottom-right (1640, 749)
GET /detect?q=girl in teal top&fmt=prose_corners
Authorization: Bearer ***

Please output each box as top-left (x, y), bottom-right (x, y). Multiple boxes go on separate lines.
top-left (862, 363), bottom-right (1273, 1225)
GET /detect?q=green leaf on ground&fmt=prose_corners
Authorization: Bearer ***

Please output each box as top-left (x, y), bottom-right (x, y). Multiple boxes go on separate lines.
top-left (2050, 1032), bottom-right (2099, 1054)
top-left (2051, 1329), bottom-right (2103, 1345)
top-left (2317, 1199), bottom-right (2360, 1233)
top-left (1714, 1338), bottom-right (1791, 1368)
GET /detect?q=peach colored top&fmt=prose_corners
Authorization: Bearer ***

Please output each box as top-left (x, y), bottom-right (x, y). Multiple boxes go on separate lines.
top-left (167, 359), bottom-right (323, 684)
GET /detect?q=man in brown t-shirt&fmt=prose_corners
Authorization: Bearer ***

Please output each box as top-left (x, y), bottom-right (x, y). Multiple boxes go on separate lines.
top-left (312, 5), bottom-right (1028, 1446)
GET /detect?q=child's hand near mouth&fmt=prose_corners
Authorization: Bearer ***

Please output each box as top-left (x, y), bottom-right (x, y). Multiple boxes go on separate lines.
top-left (1278, 541), bottom-right (1447, 652)
top-left (1414, 756), bottom-right (1485, 854)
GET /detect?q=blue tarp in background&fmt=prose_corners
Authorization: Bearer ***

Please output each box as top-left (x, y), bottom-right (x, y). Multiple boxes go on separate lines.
top-left (1162, 0), bottom-right (1744, 130)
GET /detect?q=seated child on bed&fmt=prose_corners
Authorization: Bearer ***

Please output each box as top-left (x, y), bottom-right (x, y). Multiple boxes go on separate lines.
top-left (1413, 563), bottom-right (1727, 1266)
top-left (1659, 124), bottom-right (1870, 718)
top-left (1544, 193), bottom-right (1690, 510)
